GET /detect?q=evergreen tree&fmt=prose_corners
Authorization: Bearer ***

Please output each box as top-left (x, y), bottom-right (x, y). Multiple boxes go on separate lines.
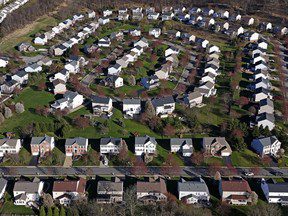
top-left (144, 100), bottom-right (156, 117)
top-left (47, 207), bottom-right (53, 216)
top-left (60, 206), bottom-right (65, 216)
top-left (53, 207), bottom-right (60, 216)
top-left (39, 206), bottom-right (46, 216)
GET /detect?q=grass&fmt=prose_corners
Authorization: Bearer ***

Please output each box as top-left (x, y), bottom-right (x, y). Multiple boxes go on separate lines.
top-left (73, 146), bottom-right (100, 166)
top-left (0, 87), bottom-right (55, 134)
top-left (0, 15), bottom-right (58, 52)
top-left (39, 147), bottom-right (65, 166)
top-left (203, 156), bottom-right (224, 166)
top-left (231, 149), bottom-right (263, 167)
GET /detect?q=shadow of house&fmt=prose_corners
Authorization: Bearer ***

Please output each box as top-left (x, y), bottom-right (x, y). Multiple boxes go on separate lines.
top-left (89, 139), bottom-right (99, 152)
top-left (156, 138), bottom-right (170, 151)
top-left (55, 139), bottom-right (66, 154)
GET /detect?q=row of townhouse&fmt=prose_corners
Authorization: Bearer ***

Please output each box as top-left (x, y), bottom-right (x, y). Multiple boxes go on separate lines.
top-left (2, 175), bottom-right (287, 208)
top-left (34, 12), bottom-right (95, 46)
top-left (52, 21), bottom-right (99, 56)
top-left (0, 0), bottom-right (30, 23)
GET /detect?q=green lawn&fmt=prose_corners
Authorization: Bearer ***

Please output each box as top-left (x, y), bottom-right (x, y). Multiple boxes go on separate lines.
top-left (39, 147), bottom-right (65, 166)
top-left (0, 87), bottom-right (55, 134)
top-left (203, 156), bottom-right (224, 166)
top-left (231, 149), bottom-right (263, 167)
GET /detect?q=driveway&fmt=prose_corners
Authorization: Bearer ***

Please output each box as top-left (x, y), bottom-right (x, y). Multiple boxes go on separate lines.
top-left (63, 156), bottom-right (73, 167)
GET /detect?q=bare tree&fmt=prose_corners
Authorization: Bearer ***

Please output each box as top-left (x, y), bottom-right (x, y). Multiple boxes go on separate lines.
top-left (15, 102), bottom-right (25, 114)
top-left (4, 107), bottom-right (12, 118)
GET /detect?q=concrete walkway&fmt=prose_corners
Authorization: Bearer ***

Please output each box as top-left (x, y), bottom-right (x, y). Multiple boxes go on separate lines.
top-left (63, 156), bottom-right (72, 167)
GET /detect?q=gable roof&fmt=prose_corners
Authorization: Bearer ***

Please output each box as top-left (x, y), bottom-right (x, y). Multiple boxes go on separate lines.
top-left (152, 96), bottom-right (175, 107)
top-left (53, 178), bottom-right (86, 193)
top-left (178, 178), bottom-right (209, 193)
top-left (221, 179), bottom-right (251, 192)
top-left (254, 136), bottom-right (278, 147)
top-left (0, 139), bottom-right (19, 147)
top-left (65, 137), bottom-right (87, 147)
top-left (91, 95), bottom-right (111, 104)
top-left (137, 178), bottom-right (167, 194)
top-left (135, 136), bottom-right (157, 145)
top-left (31, 135), bottom-right (53, 145)
top-left (123, 98), bottom-right (141, 105)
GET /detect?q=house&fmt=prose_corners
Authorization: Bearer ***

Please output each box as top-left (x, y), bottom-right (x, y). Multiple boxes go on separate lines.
top-left (98, 37), bottom-right (111, 47)
top-left (184, 91), bottom-right (203, 107)
top-left (132, 11), bottom-right (143, 20)
top-left (30, 135), bottom-right (55, 157)
top-left (130, 29), bottom-right (141, 37)
top-left (108, 63), bottom-right (122, 75)
top-left (52, 79), bottom-right (67, 95)
top-left (242, 17), bottom-right (254, 26)
top-left (165, 47), bottom-right (180, 57)
top-left (253, 69), bottom-right (268, 80)
top-left (53, 178), bottom-right (87, 205)
top-left (149, 28), bottom-right (161, 38)
top-left (102, 75), bottom-right (123, 88)
top-left (50, 69), bottom-right (69, 83)
top-left (152, 96), bottom-right (175, 117)
top-left (202, 137), bottom-right (232, 157)
top-left (91, 95), bottom-right (113, 115)
top-left (219, 178), bottom-right (253, 205)
top-left (13, 179), bottom-right (44, 206)
top-left (147, 12), bottom-right (159, 20)
top-left (259, 98), bottom-right (274, 114)
top-left (17, 42), bottom-right (35, 52)
top-left (118, 13), bottom-right (129, 21)
top-left (256, 112), bottom-right (275, 131)
top-left (178, 178), bottom-right (210, 204)
top-left (249, 32), bottom-right (260, 42)
top-left (0, 138), bottom-right (21, 157)
top-left (103, 9), bottom-right (113, 17)
top-left (196, 38), bottom-right (209, 48)
top-left (146, 7), bottom-right (155, 14)
top-left (250, 77), bottom-right (270, 90)
top-left (134, 37), bottom-right (149, 48)
top-left (220, 10), bottom-right (229, 19)
top-left (0, 57), bottom-right (9, 67)
top-left (194, 81), bottom-right (216, 98)
top-left (99, 17), bottom-right (110, 25)
top-left (258, 39), bottom-right (268, 50)
top-left (134, 135), bottom-right (157, 156)
top-left (51, 91), bottom-right (83, 110)
top-left (65, 137), bottom-right (88, 157)
top-left (37, 57), bottom-right (53, 66)
top-left (53, 44), bottom-right (67, 56)
top-left (266, 22), bottom-right (273, 31)
top-left (11, 70), bottom-right (28, 84)
top-left (251, 136), bottom-right (281, 157)
top-left (208, 45), bottom-right (220, 54)
top-left (141, 75), bottom-right (160, 90)
top-left (252, 53), bottom-right (266, 65)
top-left (116, 57), bottom-right (129, 68)
top-left (253, 87), bottom-right (272, 102)
top-left (131, 45), bottom-right (144, 56)
top-left (24, 63), bottom-right (42, 73)
top-left (110, 31), bottom-right (124, 41)
top-left (162, 12), bottom-right (174, 21)
top-left (0, 80), bottom-right (19, 94)
top-left (281, 27), bottom-right (288, 35)
top-left (170, 138), bottom-right (193, 157)
top-left (261, 178), bottom-right (288, 205)
top-left (200, 72), bottom-right (216, 84)
top-left (0, 178), bottom-right (7, 200)
top-left (137, 177), bottom-right (167, 203)
top-left (123, 98), bottom-right (141, 117)
top-left (155, 62), bottom-right (173, 80)
top-left (34, 34), bottom-right (47, 45)
top-left (100, 138), bottom-right (125, 154)
top-left (87, 10), bottom-right (96, 18)
top-left (96, 177), bottom-right (123, 203)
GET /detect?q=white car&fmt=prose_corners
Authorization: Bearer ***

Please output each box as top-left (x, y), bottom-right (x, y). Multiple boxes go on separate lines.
top-left (244, 172), bottom-right (254, 176)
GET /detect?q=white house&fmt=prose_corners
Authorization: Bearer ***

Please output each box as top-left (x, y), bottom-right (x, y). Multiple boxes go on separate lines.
top-left (123, 98), bottom-right (141, 118)
top-left (13, 179), bottom-right (44, 206)
top-left (152, 96), bottom-right (175, 117)
top-left (259, 98), bottom-right (274, 114)
top-left (0, 178), bottom-right (7, 200)
top-left (0, 138), bottom-right (21, 157)
top-left (134, 136), bottom-right (157, 156)
top-left (99, 17), bottom-right (110, 25)
top-left (103, 9), bottom-right (113, 17)
top-left (100, 138), bottom-right (124, 154)
top-left (251, 136), bottom-right (281, 157)
top-left (0, 57), bottom-right (9, 68)
top-left (108, 63), bottom-right (122, 75)
top-left (149, 28), bottom-right (161, 38)
top-left (147, 12), bottom-right (159, 20)
top-left (11, 70), bottom-right (28, 84)
top-left (51, 91), bottom-right (84, 110)
top-left (249, 32), bottom-right (260, 42)
top-left (103, 75), bottom-right (123, 88)
top-left (24, 63), bottom-right (42, 73)
top-left (184, 91), bottom-right (203, 108)
top-left (178, 178), bottom-right (210, 204)
top-left (134, 37), bottom-right (149, 48)
top-left (34, 34), bottom-right (47, 45)
top-left (91, 95), bottom-right (113, 115)
top-left (261, 179), bottom-right (288, 205)
top-left (98, 37), bottom-right (111, 47)
top-left (165, 47), bottom-right (180, 57)
top-left (96, 178), bottom-right (124, 203)
top-left (256, 112), bottom-right (275, 131)
top-left (170, 138), bottom-right (193, 157)
top-left (53, 178), bottom-right (87, 205)
top-left (208, 45), bottom-right (220, 53)
top-left (253, 87), bottom-right (272, 102)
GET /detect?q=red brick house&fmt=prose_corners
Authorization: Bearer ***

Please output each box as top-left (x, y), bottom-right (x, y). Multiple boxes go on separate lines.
top-left (65, 137), bottom-right (88, 157)
top-left (30, 135), bottom-right (55, 157)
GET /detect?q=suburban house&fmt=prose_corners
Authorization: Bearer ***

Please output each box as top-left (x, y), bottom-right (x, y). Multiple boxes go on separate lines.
top-left (0, 178), bottom-right (7, 200)
top-left (24, 63), bottom-right (42, 73)
top-left (122, 98), bottom-right (141, 118)
top-left (96, 177), bottom-right (124, 203)
top-left (0, 57), bottom-right (8, 67)
top-left (162, 12), bottom-right (174, 21)
top-left (64, 60), bottom-right (80, 74)
top-left (256, 112), bottom-right (275, 131)
top-left (0, 138), bottom-right (22, 157)
top-left (50, 69), bottom-right (70, 83)
top-left (51, 91), bottom-right (84, 110)
top-left (100, 138), bottom-right (125, 155)
top-left (108, 63), bottom-right (122, 75)
top-left (194, 81), bottom-right (217, 98)
top-left (30, 135), bottom-right (55, 157)
top-left (251, 136), bottom-right (281, 157)
top-left (102, 75), bottom-right (123, 88)
top-left (134, 135), bottom-right (157, 156)
top-left (141, 75), bottom-right (160, 90)
top-left (261, 178), bottom-right (288, 205)
top-left (65, 137), bottom-right (88, 157)
top-left (184, 91), bottom-right (203, 107)
top-left (52, 79), bottom-right (67, 95)
top-left (178, 178), bottom-right (210, 204)
top-left (13, 179), bottom-right (44, 207)
top-left (253, 87), bottom-right (272, 102)
top-left (98, 37), bottom-right (111, 47)
top-left (103, 9), bottom-right (113, 17)
top-left (91, 95), bottom-right (113, 115)
top-left (99, 17), bottom-right (110, 25)
top-left (202, 137), bottom-right (232, 157)
top-left (136, 177), bottom-right (167, 203)
top-left (258, 98), bottom-right (274, 114)
top-left (152, 96), bottom-right (175, 117)
top-left (149, 28), bottom-right (161, 38)
top-left (165, 47), bottom-right (180, 57)
top-left (134, 37), bottom-right (149, 48)
top-left (52, 178), bottom-right (87, 205)
top-left (11, 70), bottom-right (29, 84)
top-left (118, 13), bottom-right (129, 21)
top-left (34, 34), bottom-right (48, 45)
top-left (219, 178), bottom-right (253, 205)
top-left (170, 138), bottom-right (194, 157)
top-left (147, 12), bottom-right (160, 20)
top-left (0, 80), bottom-right (19, 94)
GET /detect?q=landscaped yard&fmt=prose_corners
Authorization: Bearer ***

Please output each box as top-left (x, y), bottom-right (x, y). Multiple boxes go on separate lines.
top-left (231, 149), bottom-right (263, 167)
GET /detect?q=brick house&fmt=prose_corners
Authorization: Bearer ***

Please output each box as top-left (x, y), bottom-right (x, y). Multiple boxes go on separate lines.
top-left (65, 137), bottom-right (88, 157)
top-left (30, 135), bottom-right (55, 157)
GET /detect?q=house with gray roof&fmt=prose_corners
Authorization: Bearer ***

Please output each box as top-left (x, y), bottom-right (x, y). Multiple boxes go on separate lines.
top-left (178, 178), bottom-right (210, 204)
top-left (0, 178), bottom-right (7, 200)
top-left (30, 135), bottom-right (55, 157)
top-left (51, 91), bottom-right (84, 110)
top-left (91, 95), bottom-right (113, 115)
top-left (100, 138), bottom-right (125, 154)
top-left (134, 135), bottom-right (157, 156)
top-left (251, 136), bottom-right (281, 157)
top-left (261, 178), bottom-right (288, 205)
top-left (170, 138), bottom-right (194, 157)
top-left (202, 137), bottom-right (232, 157)
top-left (97, 177), bottom-right (124, 203)
top-left (256, 112), bottom-right (275, 131)
top-left (65, 137), bottom-right (88, 157)
top-left (11, 70), bottom-right (28, 84)
top-left (123, 98), bottom-right (141, 118)
top-left (152, 96), bottom-right (175, 117)
top-left (258, 98), bottom-right (274, 114)
top-left (184, 91), bottom-right (203, 107)
top-left (0, 138), bottom-right (22, 157)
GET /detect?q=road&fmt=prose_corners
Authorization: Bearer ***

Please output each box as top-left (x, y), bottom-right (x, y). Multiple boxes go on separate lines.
top-left (0, 166), bottom-right (288, 178)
